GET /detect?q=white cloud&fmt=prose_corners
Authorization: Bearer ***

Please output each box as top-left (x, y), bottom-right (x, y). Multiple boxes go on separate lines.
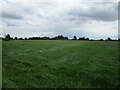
top-left (0, 0), bottom-right (118, 39)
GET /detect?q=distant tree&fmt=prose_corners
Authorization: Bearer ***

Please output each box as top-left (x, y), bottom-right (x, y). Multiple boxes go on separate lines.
top-left (107, 37), bottom-right (112, 41)
top-left (78, 37), bottom-right (85, 40)
top-left (41, 36), bottom-right (50, 40)
top-left (118, 38), bottom-right (120, 41)
top-left (86, 38), bottom-right (89, 40)
top-left (78, 37), bottom-right (82, 40)
top-left (6, 34), bottom-right (10, 39)
top-left (100, 39), bottom-right (103, 41)
top-left (14, 37), bottom-right (18, 40)
top-left (4, 34), bottom-right (11, 41)
top-left (10, 37), bottom-right (13, 40)
top-left (53, 35), bottom-right (68, 40)
top-left (19, 37), bottom-right (23, 40)
top-left (83, 37), bottom-right (85, 40)
top-left (73, 36), bottom-right (77, 40)
top-left (50, 37), bottom-right (54, 40)
top-left (25, 37), bottom-right (27, 40)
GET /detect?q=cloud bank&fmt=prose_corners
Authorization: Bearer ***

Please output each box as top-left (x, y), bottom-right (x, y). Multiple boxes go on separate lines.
top-left (0, 0), bottom-right (118, 39)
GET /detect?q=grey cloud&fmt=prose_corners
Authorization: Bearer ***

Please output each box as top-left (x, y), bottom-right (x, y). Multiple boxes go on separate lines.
top-left (1, 2), bottom-right (35, 20)
top-left (68, 3), bottom-right (118, 22)
top-left (1, 1), bottom-right (118, 39)
top-left (2, 12), bottom-right (23, 19)
top-left (118, 2), bottom-right (120, 20)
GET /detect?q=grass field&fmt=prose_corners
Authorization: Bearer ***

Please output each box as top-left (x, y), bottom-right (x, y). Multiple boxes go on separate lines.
top-left (2, 40), bottom-right (119, 88)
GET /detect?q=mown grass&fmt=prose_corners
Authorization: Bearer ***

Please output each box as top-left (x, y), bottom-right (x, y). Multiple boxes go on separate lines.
top-left (2, 40), bottom-right (119, 88)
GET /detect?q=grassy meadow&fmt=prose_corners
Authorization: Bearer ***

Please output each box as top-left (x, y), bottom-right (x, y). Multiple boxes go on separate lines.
top-left (2, 40), bottom-right (119, 88)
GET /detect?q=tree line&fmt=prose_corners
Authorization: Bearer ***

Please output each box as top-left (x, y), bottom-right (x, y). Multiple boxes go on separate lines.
top-left (2, 34), bottom-right (119, 41)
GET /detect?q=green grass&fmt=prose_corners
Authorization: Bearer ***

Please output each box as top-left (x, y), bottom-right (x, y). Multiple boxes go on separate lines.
top-left (0, 40), bottom-right (2, 89)
top-left (2, 40), bottom-right (119, 88)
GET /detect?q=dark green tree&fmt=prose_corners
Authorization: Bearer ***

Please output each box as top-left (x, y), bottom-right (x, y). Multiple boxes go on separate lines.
top-left (86, 38), bottom-right (89, 40)
top-left (107, 37), bottom-right (111, 41)
top-left (78, 37), bottom-right (85, 40)
top-left (25, 37), bottom-right (27, 40)
top-left (5, 34), bottom-right (11, 41)
top-left (19, 37), bottom-right (23, 40)
top-left (100, 39), bottom-right (103, 41)
top-left (73, 36), bottom-right (77, 40)
top-left (14, 37), bottom-right (18, 40)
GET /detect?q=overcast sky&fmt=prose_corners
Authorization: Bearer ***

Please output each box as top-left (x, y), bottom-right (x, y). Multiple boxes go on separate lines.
top-left (0, 0), bottom-right (119, 39)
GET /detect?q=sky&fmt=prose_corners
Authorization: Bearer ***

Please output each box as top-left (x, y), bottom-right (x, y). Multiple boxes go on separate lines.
top-left (0, 0), bottom-right (119, 39)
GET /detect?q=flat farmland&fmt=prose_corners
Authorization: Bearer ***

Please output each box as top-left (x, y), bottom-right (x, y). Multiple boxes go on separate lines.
top-left (2, 40), bottom-right (119, 88)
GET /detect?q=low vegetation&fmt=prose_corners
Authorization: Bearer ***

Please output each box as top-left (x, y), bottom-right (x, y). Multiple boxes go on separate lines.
top-left (2, 40), bottom-right (119, 88)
